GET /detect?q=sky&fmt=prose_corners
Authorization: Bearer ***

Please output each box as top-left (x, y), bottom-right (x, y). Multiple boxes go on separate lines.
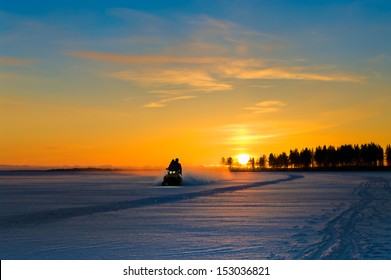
top-left (1, 0), bottom-right (391, 167)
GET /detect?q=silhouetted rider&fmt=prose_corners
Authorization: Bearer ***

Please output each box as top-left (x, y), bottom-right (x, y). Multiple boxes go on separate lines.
top-left (168, 159), bottom-right (175, 170)
top-left (167, 158), bottom-right (182, 175)
top-left (174, 158), bottom-right (182, 175)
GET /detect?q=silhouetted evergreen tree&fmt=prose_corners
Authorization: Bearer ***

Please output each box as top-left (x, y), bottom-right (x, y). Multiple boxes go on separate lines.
top-left (326, 146), bottom-right (337, 167)
top-left (268, 153), bottom-right (276, 168)
top-left (361, 143), bottom-right (382, 167)
top-left (361, 144), bottom-right (370, 166)
top-left (300, 148), bottom-right (313, 168)
top-left (354, 144), bottom-right (361, 166)
top-left (377, 144), bottom-right (384, 166)
top-left (257, 155), bottom-right (267, 169)
top-left (271, 153), bottom-right (288, 168)
top-left (337, 145), bottom-right (355, 167)
top-left (314, 146), bottom-right (326, 167)
top-left (386, 145), bottom-right (391, 166)
top-left (249, 157), bottom-right (255, 170)
top-left (289, 149), bottom-right (301, 168)
top-left (278, 152), bottom-right (289, 168)
top-left (226, 157), bottom-right (233, 169)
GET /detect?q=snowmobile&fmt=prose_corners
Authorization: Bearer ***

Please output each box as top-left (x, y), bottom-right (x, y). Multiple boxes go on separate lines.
top-left (162, 168), bottom-right (182, 186)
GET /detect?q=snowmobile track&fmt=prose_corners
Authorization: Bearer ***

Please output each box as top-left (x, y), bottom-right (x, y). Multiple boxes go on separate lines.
top-left (1, 175), bottom-right (303, 228)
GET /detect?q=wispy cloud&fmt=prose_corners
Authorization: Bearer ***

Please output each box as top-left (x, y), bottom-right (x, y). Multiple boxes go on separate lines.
top-left (222, 63), bottom-right (362, 82)
top-left (244, 100), bottom-right (286, 114)
top-left (186, 15), bottom-right (283, 56)
top-left (147, 89), bottom-right (199, 95)
top-left (144, 95), bottom-right (196, 108)
top-left (110, 68), bottom-right (231, 108)
top-left (110, 69), bottom-right (232, 92)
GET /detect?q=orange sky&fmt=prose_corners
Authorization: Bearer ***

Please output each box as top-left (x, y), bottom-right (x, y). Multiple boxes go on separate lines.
top-left (1, 2), bottom-right (391, 167)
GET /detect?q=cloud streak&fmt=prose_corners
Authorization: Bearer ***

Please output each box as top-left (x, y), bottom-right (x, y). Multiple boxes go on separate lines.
top-left (144, 95), bottom-right (196, 108)
top-left (66, 51), bottom-right (226, 64)
top-left (111, 69), bottom-right (232, 92)
top-left (244, 100), bottom-right (287, 114)
top-left (110, 68), bottom-right (231, 108)
top-left (222, 63), bottom-right (362, 83)
top-left (67, 51), bottom-right (362, 83)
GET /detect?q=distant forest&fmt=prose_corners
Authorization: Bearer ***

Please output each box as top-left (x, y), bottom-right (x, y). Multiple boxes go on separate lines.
top-left (222, 143), bottom-right (391, 171)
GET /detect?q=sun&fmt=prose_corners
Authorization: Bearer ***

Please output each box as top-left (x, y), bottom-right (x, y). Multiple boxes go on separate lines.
top-left (237, 154), bottom-right (250, 165)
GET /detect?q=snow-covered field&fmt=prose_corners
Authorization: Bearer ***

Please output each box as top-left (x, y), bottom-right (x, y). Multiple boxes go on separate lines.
top-left (1, 170), bottom-right (390, 260)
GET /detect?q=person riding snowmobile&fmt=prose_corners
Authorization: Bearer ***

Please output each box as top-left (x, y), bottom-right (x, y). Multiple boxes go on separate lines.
top-left (162, 158), bottom-right (182, 185)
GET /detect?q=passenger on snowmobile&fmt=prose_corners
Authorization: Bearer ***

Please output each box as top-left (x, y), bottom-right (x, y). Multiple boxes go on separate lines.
top-left (162, 158), bottom-right (183, 185)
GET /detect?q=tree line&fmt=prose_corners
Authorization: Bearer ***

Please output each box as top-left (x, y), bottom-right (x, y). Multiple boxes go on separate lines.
top-left (221, 143), bottom-right (391, 170)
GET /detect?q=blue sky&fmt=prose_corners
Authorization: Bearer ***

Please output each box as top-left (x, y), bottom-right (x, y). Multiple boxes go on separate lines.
top-left (2, 1), bottom-right (390, 63)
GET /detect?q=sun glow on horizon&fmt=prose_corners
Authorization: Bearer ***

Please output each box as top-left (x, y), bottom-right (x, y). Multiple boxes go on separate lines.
top-left (237, 154), bottom-right (251, 165)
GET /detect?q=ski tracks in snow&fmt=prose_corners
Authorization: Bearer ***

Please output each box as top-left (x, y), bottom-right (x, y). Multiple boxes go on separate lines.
top-left (299, 176), bottom-right (391, 259)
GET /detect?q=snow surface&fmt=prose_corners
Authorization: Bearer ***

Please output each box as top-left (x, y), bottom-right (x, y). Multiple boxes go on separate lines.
top-left (1, 170), bottom-right (390, 260)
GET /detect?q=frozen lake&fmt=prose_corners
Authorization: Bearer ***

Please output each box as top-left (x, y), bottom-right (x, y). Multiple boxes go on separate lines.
top-left (1, 170), bottom-right (390, 259)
